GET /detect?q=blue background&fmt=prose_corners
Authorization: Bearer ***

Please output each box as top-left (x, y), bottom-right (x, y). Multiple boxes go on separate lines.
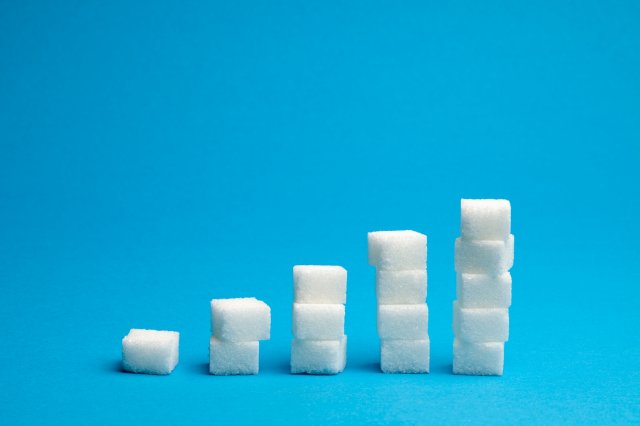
top-left (1, 1), bottom-right (639, 424)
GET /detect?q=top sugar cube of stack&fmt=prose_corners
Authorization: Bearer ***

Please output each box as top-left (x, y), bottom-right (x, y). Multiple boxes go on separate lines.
top-left (211, 298), bottom-right (271, 341)
top-left (293, 265), bottom-right (347, 304)
top-left (461, 199), bottom-right (511, 241)
top-left (368, 231), bottom-right (427, 271)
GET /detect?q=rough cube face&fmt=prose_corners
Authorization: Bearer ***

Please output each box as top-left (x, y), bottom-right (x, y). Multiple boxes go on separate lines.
top-left (368, 231), bottom-right (427, 271)
top-left (456, 272), bottom-right (512, 308)
top-left (453, 339), bottom-right (504, 375)
top-left (380, 339), bottom-right (430, 373)
top-left (209, 337), bottom-right (259, 375)
top-left (290, 336), bottom-right (347, 375)
top-left (293, 265), bottom-right (347, 304)
top-left (211, 298), bottom-right (271, 341)
top-left (292, 303), bottom-right (345, 340)
top-left (122, 329), bottom-right (179, 375)
top-left (376, 269), bottom-right (427, 304)
top-left (377, 304), bottom-right (429, 339)
top-left (461, 199), bottom-right (511, 241)
top-left (453, 302), bottom-right (509, 343)
top-left (454, 235), bottom-right (514, 275)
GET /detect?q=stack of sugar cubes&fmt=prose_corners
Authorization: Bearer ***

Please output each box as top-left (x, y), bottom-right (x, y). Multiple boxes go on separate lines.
top-left (453, 199), bottom-right (514, 375)
top-left (368, 231), bottom-right (429, 373)
top-left (209, 298), bottom-right (271, 375)
top-left (291, 266), bottom-right (347, 375)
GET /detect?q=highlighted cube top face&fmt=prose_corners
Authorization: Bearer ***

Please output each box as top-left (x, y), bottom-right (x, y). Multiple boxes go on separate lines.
top-left (210, 298), bottom-right (271, 341)
top-left (293, 265), bottom-right (347, 304)
top-left (368, 230), bottom-right (427, 271)
top-left (461, 199), bottom-right (511, 241)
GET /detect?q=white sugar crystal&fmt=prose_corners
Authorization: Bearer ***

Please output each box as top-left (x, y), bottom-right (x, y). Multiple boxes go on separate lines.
top-left (292, 303), bottom-right (345, 340)
top-left (121, 329), bottom-right (179, 375)
top-left (376, 269), bottom-right (427, 304)
top-left (380, 339), bottom-right (430, 374)
top-left (453, 301), bottom-right (509, 342)
top-left (368, 230), bottom-right (427, 271)
top-left (461, 199), bottom-right (511, 241)
top-left (456, 272), bottom-right (512, 308)
top-left (290, 336), bottom-right (347, 374)
top-left (209, 337), bottom-right (259, 375)
top-left (211, 298), bottom-right (271, 341)
top-left (377, 304), bottom-right (428, 339)
top-left (454, 235), bottom-right (514, 275)
top-left (293, 265), bottom-right (347, 304)
top-left (453, 339), bottom-right (504, 375)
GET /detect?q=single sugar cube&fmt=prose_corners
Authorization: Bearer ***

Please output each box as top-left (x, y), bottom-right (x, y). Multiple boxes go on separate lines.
top-left (376, 269), bottom-right (427, 304)
top-left (293, 265), bottom-right (347, 304)
top-left (461, 199), bottom-right (511, 241)
top-left (211, 298), bottom-right (271, 341)
top-left (380, 339), bottom-right (430, 374)
top-left (368, 230), bottom-right (427, 271)
top-left (454, 235), bottom-right (514, 275)
top-left (290, 336), bottom-right (347, 374)
top-left (453, 301), bottom-right (509, 343)
top-left (456, 272), bottom-right (512, 308)
top-left (377, 304), bottom-right (429, 339)
top-left (209, 337), bottom-right (259, 375)
top-left (453, 339), bottom-right (504, 375)
top-left (121, 329), bottom-right (179, 375)
top-left (292, 303), bottom-right (345, 340)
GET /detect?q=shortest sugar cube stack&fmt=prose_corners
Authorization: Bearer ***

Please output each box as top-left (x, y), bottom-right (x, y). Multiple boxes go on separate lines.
top-left (209, 298), bottom-right (271, 375)
top-left (122, 329), bottom-right (179, 375)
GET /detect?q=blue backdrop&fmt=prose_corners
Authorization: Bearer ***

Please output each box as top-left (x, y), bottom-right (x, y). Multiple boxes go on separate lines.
top-left (1, 1), bottom-right (639, 424)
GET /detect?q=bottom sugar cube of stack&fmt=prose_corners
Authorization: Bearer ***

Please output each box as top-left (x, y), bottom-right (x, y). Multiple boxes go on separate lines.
top-left (122, 329), bottom-right (180, 375)
top-left (453, 339), bottom-right (504, 375)
top-left (380, 339), bottom-right (430, 373)
top-left (209, 337), bottom-right (259, 375)
top-left (291, 335), bottom-right (347, 374)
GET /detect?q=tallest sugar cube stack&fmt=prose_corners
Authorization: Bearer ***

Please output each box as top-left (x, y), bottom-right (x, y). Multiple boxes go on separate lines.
top-left (368, 231), bottom-right (429, 373)
top-left (453, 199), bottom-right (514, 376)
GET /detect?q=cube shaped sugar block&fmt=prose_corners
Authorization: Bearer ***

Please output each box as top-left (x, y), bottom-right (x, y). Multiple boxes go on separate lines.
top-left (453, 301), bottom-right (509, 343)
top-left (453, 339), bottom-right (504, 376)
top-left (456, 272), bottom-right (512, 308)
top-left (368, 230), bottom-right (427, 270)
top-left (454, 235), bottom-right (514, 275)
top-left (209, 337), bottom-right (259, 375)
top-left (211, 298), bottom-right (271, 341)
top-left (121, 329), bottom-right (179, 375)
top-left (292, 303), bottom-right (345, 340)
top-left (376, 269), bottom-right (427, 304)
top-left (461, 199), bottom-right (511, 241)
top-left (380, 339), bottom-right (430, 374)
top-left (377, 304), bottom-right (428, 339)
top-left (293, 265), bottom-right (347, 304)
top-left (290, 335), bottom-right (347, 375)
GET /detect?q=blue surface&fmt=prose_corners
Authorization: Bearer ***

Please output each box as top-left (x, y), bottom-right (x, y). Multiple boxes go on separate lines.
top-left (1, 1), bottom-right (639, 424)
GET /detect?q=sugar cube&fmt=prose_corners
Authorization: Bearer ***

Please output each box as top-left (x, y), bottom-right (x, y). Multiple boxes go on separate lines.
top-left (377, 304), bottom-right (429, 339)
top-left (292, 303), bottom-right (345, 340)
top-left (453, 301), bottom-right (509, 343)
top-left (211, 298), bottom-right (271, 341)
top-left (209, 337), bottom-right (259, 375)
top-left (376, 269), bottom-right (427, 304)
top-left (380, 339), bottom-right (430, 374)
top-left (454, 235), bottom-right (514, 275)
top-left (456, 272), bottom-right (512, 308)
top-left (293, 265), bottom-right (347, 304)
top-left (290, 336), bottom-right (347, 375)
top-left (461, 199), bottom-right (511, 241)
top-left (121, 329), bottom-right (179, 375)
top-left (453, 339), bottom-right (504, 375)
top-left (368, 230), bottom-right (427, 271)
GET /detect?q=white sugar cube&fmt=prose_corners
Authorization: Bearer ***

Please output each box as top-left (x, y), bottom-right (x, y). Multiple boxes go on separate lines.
top-left (290, 336), bottom-right (347, 375)
top-left (454, 235), bottom-right (514, 275)
top-left (376, 269), bottom-right (427, 304)
top-left (453, 339), bottom-right (504, 375)
top-left (368, 230), bottom-right (427, 271)
top-left (293, 265), bottom-right (347, 304)
top-left (377, 304), bottom-right (429, 339)
top-left (211, 298), bottom-right (271, 341)
top-left (456, 272), bottom-right (512, 308)
top-left (461, 199), bottom-right (511, 241)
top-left (380, 339), bottom-right (430, 374)
top-left (453, 301), bottom-right (509, 343)
top-left (292, 303), bottom-right (345, 340)
top-left (209, 337), bottom-right (259, 375)
top-left (121, 329), bottom-right (179, 375)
